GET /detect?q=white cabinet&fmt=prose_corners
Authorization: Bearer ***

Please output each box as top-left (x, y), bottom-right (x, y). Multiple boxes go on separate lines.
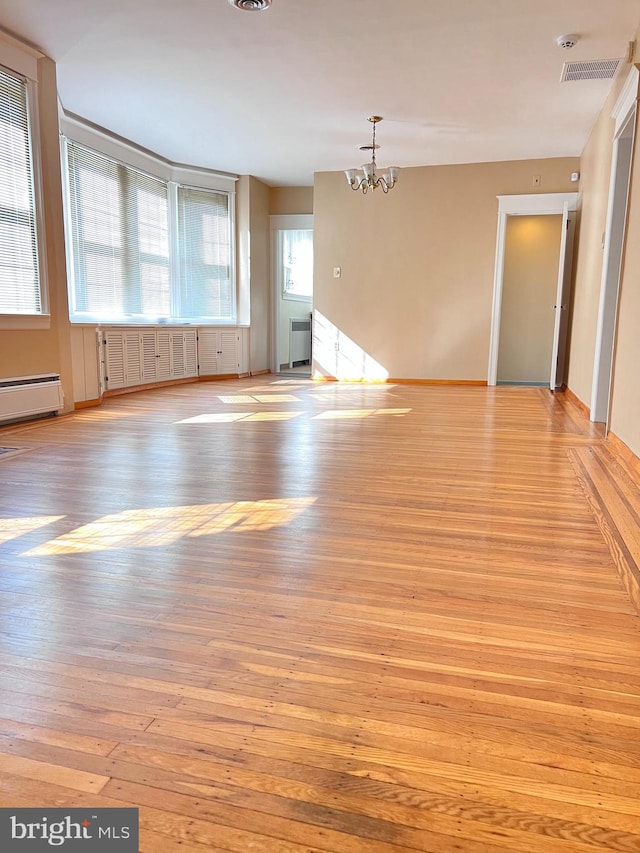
top-left (103, 330), bottom-right (143, 389)
top-left (198, 328), bottom-right (241, 376)
top-left (103, 328), bottom-right (198, 390)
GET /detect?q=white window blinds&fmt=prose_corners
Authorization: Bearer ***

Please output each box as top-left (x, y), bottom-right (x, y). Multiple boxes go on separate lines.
top-left (65, 140), bottom-right (235, 324)
top-left (0, 66), bottom-right (41, 314)
top-left (66, 141), bottom-right (170, 321)
top-left (177, 186), bottom-right (233, 321)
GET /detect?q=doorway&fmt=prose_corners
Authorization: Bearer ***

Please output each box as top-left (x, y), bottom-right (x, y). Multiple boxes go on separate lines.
top-left (497, 214), bottom-right (563, 385)
top-left (270, 215), bottom-right (313, 377)
top-left (590, 69), bottom-right (638, 425)
top-left (488, 193), bottom-right (578, 389)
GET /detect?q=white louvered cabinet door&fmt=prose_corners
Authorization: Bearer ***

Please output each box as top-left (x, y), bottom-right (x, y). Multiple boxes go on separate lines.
top-left (184, 330), bottom-right (198, 377)
top-left (197, 328), bottom-right (240, 376)
top-left (155, 330), bottom-right (172, 381)
top-left (124, 332), bottom-right (143, 386)
top-left (219, 330), bottom-right (240, 374)
top-left (103, 331), bottom-right (126, 389)
top-left (141, 330), bottom-right (158, 383)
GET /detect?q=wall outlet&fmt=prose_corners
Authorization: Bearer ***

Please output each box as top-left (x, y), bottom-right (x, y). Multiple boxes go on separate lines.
top-left (333, 267), bottom-right (341, 278)
top-left (533, 175), bottom-right (541, 187)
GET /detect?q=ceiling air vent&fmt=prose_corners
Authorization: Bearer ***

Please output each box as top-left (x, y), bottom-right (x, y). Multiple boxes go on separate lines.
top-left (228, 0), bottom-right (271, 9)
top-left (560, 58), bottom-right (622, 82)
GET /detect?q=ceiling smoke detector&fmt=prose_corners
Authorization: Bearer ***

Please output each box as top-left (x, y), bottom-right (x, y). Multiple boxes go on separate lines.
top-left (557, 34), bottom-right (579, 50)
top-left (228, 0), bottom-right (272, 9)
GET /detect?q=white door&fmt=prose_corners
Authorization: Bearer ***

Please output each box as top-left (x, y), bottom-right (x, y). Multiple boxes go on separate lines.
top-left (550, 214), bottom-right (576, 390)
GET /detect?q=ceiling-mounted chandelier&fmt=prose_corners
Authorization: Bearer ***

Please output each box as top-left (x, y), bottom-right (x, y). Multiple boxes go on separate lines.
top-left (345, 116), bottom-right (399, 194)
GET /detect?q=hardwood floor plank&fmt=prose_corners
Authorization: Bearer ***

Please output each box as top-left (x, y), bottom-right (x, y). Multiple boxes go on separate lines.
top-left (1, 380), bottom-right (640, 851)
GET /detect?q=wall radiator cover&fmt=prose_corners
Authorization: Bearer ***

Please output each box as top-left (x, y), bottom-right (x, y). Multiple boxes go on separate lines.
top-left (0, 374), bottom-right (64, 424)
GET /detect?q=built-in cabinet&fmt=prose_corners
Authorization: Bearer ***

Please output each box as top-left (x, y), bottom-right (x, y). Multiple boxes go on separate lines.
top-left (197, 328), bottom-right (241, 376)
top-left (88, 326), bottom-right (248, 394)
top-left (103, 328), bottom-right (198, 390)
top-left (70, 326), bottom-right (249, 399)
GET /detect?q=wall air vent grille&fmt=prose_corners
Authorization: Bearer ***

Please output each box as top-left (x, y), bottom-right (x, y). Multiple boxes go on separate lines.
top-left (561, 59), bottom-right (622, 82)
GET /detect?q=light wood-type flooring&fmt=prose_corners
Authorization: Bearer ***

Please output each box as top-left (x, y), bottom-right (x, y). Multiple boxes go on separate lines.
top-left (0, 378), bottom-right (639, 852)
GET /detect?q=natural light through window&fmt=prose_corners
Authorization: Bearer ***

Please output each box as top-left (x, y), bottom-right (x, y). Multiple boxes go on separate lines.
top-left (217, 394), bottom-right (300, 404)
top-left (177, 412), bottom-right (303, 424)
top-left (313, 409), bottom-right (411, 420)
top-left (313, 311), bottom-right (388, 381)
top-left (0, 516), bottom-right (65, 545)
top-left (24, 498), bottom-right (317, 556)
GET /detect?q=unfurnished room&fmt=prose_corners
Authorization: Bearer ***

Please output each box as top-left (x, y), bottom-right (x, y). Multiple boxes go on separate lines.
top-left (1, 2), bottom-right (640, 851)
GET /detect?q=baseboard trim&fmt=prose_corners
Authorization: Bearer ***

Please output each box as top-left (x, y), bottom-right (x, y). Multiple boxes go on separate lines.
top-left (198, 374), bottom-right (242, 382)
top-left (562, 386), bottom-right (590, 418)
top-left (249, 369), bottom-right (271, 377)
top-left (607, 431), bottom-right (640, 479)
top-left (312, 376), bottom-right (487, 386)
top-left (390, 378), bottom-right (488, 386)
top-left (74, 398), bottom-right (102, 410)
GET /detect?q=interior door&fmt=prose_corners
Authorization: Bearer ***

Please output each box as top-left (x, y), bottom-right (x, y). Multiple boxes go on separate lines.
top-left (496, 214), bottom-right (563, 385)
top-left (550, 212), bottom-right (576, 391)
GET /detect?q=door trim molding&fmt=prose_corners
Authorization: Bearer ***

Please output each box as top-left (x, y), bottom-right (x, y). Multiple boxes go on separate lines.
top-left (487, 193), bottom-right (579, 387)
top-left (269, 215), bottom-right (313, 374)
top-left (590, 67), bottom-right (639, 425)
top-left (612, 66), bottom-right (639, 135)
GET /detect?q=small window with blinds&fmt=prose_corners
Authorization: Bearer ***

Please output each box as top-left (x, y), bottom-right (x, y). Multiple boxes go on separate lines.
top-left (65, 140), bottom-right (235, 325)
top-left (177, 187), bottom-right (233, 322)
top-left (0, 65), bottom-right (43, 315)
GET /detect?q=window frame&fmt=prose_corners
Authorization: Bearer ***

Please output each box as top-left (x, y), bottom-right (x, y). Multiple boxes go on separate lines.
top-left (0, 56), bottom-right (50, 329)
top-left (61, 123), bottom-right (237, 327)
top-left (280, 228), bottom-right (314, 302)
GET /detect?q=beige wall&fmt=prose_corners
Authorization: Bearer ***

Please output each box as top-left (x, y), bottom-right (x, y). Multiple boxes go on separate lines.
top-left (609, 68), bottom-right (640, 456)
top-left (498, 215), bottom-right (562, 384)
top-left (0, 55), bottom-right (73, 407)
top-left (269, 186), bottom-right (313, 216)
top-left (566, 77), bottom-right (628, 407)
top-left (313, 158), bottom-right (578, 381)
top-left (248, 176), bottom-right (271, 373)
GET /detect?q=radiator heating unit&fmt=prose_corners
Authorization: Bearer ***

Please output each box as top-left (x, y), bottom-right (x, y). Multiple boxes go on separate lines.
top-left (0, 374), bottom-right (64, 424)
top-left (289, 317), bottom-right (312, 368)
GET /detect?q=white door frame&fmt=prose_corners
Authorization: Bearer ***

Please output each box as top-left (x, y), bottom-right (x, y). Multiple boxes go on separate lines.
top-left (269, 214), bottom-right (313, 374)
top-left (590, 66), bottom-right (639, 424)
top-left (488, 193), bottom-right (579, 386)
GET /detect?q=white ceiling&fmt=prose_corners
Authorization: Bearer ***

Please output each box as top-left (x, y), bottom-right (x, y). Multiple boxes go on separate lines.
top-left (1, 0), bottom-right (639, 186)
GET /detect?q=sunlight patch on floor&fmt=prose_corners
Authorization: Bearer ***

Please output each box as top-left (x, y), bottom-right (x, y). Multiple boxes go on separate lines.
top-left (23, 498), bottom-right (317, 555)
top-left (313, 408), bottom-right (412, 420)
top-left (217, 394), bottom-right (300, 404)
top-left (176, 411), bottom-right (303, 424)
top-left (0, 516), bottom-right (66, 545)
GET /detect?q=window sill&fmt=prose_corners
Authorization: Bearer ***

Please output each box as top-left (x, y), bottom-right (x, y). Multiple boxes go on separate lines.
top-left (283, 293), bottom-right (313, 303)
top-left (0, 314), bottom-right (51, 330)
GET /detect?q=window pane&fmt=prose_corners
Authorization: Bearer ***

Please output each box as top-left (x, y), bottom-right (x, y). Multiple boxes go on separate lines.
top-left (177, 187), bottom-right (233, 321)
top-left (282, 229), bottom-right (313, 299)
top-left (78, 170), bottom-right (121, 248)
top-left (0, 66), bottom-right (41, 314)
top-left (65, 140), bottom-right (235, 325)
top-left (66, 141), bottom-right (170, 321)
